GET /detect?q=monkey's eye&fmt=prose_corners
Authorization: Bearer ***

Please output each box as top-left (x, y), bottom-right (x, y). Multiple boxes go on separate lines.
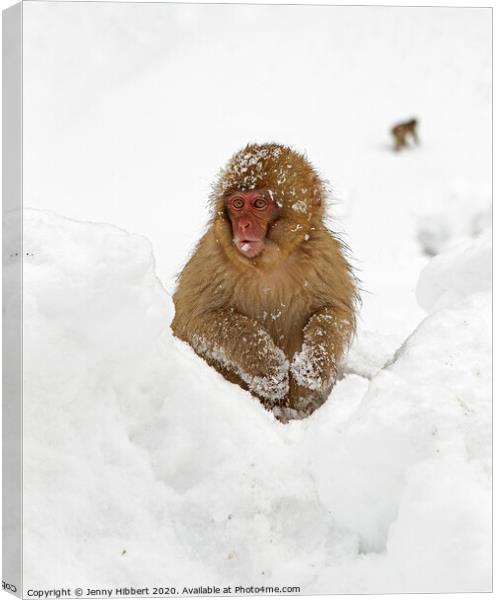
top-left (253, 197), bottom-right (268, 209)
top-left (231, 197), bottom-right (244, 209)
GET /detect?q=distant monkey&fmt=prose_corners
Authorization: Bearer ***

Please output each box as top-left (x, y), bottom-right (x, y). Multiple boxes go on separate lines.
top-left (391, 118), bottom-right (419, 151)
top-left (171, 143), bottom-right (358, 421)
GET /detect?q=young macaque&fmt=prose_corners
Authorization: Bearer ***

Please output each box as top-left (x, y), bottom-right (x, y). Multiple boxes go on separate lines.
top-left (391, 118), bottom-right (419, 151)
top-left (171, 143), bottom-right (358, 421)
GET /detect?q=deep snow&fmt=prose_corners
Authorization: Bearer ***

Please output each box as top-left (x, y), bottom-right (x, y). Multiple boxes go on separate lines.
top-left (10, 2), bottom-right (492, 595)
top-left (6, 208), bottom-right (489, 594)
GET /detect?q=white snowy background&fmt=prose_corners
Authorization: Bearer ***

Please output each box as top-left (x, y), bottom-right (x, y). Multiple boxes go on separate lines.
top-left (6, 2), bottom-right (492, 594)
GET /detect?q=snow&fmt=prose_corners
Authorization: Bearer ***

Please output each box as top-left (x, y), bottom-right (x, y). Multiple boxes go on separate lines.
top-left (13, 3), bottom-right (491, 595)
top-left (291, 201), bottom-right (307, 214)
top-left (416, 230), bottom-right (492, 312)
top-left (10, 205), bottom-right (490, 593)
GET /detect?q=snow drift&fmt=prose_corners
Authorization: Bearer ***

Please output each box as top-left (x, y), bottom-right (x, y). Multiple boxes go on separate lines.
top-left (10, 209), bottom-right (490, 594)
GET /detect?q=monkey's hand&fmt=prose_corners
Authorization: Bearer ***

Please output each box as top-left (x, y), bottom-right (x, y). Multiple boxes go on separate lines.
top-left (246, 345), bottom-right (289, 406)
top-left (290, 342), bottom-right (335, 396)
top-left (189, 310), bottom-right (289, 405)
top-left (290, 306), bottom-right (351, 395)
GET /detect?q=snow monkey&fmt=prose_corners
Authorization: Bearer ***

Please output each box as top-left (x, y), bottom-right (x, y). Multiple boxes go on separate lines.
top-left (391, 118), bottom-right (419, 151)
top-left (171, 143), bottom-right (358, 421)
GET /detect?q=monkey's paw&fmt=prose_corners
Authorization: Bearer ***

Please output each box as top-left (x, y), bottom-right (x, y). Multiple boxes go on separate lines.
top-left (290, 343), bottom-right (334, 392)
top-left (240, 350), bottom-right (289, 406)
top-left (247, 369), bottom-right (289, 406)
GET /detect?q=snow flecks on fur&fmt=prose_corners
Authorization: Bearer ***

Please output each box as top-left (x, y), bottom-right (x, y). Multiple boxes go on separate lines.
top-left (247, 361), bottom-right (289, 405)
top-left (211, 143), bottom-right (325, 217)
top-left (267, 189), bottom-right (283, 209)
top-left (218, 146), bottom-right (277, 193)
top-left (320, 311), bottom-right (353, 347)
top-left (291, 341), bottom-right (334, 391)
top-left (191, 333), bottom-right (289, 404)
top-left (292, 200), bottom-right (307, 214)
top-left (290, 310), bottom-right (351, 392)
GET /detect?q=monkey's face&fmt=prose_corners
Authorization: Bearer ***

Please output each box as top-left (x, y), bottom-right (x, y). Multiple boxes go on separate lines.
top-left (225, 189), bottom-right (277, 258)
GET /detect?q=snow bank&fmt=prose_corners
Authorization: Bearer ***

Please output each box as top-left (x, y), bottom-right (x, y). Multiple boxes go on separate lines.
top-left (415, 182), bottom-right (491, 257)
top-left (14, 210), bottom-right (491, 593)
top-left (416, 229), bottom-right (491, 312)
top-left (309, 228), bottom-right (491, 592)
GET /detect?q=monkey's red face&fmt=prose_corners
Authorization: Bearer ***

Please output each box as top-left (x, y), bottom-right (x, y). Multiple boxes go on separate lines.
top-left (225, 190), bottom-right (276, 258)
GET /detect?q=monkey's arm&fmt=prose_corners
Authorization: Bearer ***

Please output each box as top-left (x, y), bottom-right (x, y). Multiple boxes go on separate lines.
top-left (290, 306), bottom-right (352, 396)
top-left (178, 309), bottom-right (289, 405)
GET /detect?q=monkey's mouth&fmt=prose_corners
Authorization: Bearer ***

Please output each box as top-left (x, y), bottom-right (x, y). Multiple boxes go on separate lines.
top-left (234, 239), bottom-right (265, 258)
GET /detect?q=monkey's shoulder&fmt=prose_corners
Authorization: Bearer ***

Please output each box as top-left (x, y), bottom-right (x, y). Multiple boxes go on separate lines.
top-left (297, 228), bottom-right (352, 272)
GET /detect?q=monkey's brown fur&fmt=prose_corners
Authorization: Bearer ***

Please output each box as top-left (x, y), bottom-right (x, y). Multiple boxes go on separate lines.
top-left (391, 118), bottom-right (419, 151)
top-left (171, 143), bottom-right (358, 421)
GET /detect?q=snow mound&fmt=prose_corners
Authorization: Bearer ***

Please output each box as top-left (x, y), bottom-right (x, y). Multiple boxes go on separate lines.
top-left (415, 182), bottom-right (491, 257)
top-left (14, 210), bottom-right (490, 593)
top-left (416, 228), bottom-right (491, 312)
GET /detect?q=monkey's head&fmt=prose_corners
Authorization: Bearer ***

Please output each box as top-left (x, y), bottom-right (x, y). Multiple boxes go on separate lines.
top-left (212, 143), bottom-right (326, 266)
